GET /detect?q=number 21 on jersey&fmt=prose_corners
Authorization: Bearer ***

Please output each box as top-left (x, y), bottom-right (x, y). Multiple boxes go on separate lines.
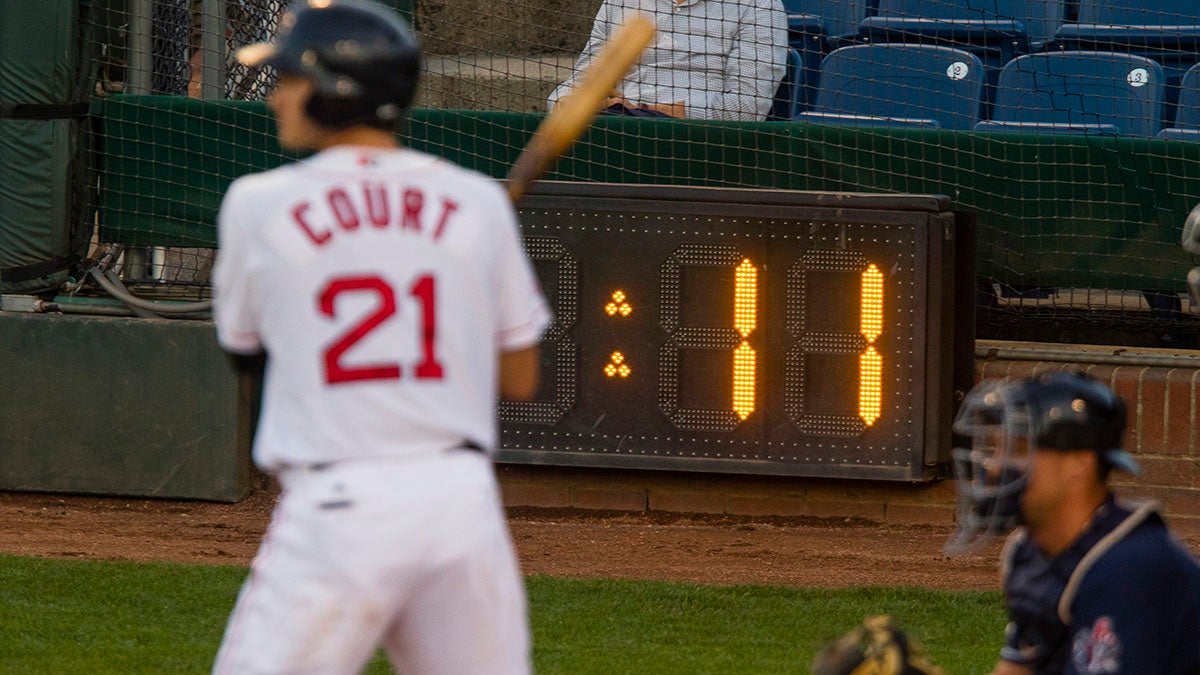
top-left (318, 273), bottom-right (444, 385)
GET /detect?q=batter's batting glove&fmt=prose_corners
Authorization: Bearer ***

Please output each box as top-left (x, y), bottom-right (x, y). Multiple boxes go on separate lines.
top-left (811, 615), bottom-right (945, 675)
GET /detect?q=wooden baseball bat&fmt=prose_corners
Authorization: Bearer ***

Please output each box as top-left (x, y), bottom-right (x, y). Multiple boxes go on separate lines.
top-left (506, 14), bottom-right (656, 202)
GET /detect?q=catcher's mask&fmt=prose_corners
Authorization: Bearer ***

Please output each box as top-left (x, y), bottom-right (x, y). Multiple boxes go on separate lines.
top-left (236, 0), bottom-right (422, 130)
top-left (943, 372), bottom-right (1139, 555)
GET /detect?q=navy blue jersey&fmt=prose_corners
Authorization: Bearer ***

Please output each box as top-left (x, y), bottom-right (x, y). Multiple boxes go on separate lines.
top-left (1001, 496), bottom-right (1200, 674)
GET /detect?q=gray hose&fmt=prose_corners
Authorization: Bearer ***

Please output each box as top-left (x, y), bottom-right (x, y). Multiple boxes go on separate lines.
top-left (44, 302), bottom-right (137, 317)
top-left (89, 268), bottom-right (213, 315)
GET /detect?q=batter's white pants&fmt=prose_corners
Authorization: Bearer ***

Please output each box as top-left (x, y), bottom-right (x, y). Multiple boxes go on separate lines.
top-left (212, 450), bottom-right (531, 675)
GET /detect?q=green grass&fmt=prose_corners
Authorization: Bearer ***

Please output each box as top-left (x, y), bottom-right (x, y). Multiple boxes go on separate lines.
top-left (528, 579), bottom-right (1005, 674)
top-left (0, 555), bottom-right (1005, 674)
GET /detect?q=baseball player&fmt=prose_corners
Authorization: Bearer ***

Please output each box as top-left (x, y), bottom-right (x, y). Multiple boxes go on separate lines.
top-left (210, 1), bottom-right (550, 673)
top-left (946, 372), bottom-right (1200, 675)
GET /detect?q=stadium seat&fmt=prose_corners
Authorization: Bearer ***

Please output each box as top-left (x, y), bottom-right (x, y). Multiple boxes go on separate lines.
top-left (1053, 0), bottom-right (1200, 119)
top-left (768, 48), bottom-right (806, 120)
top-left (975, 52), bottom-right (1165, 137)
top-left (782, 0), bottom-right (870, 44)
top-left (1159, 63), bottom-right (1200, 140)
top-left (781, 1), bottom-right (873, 116)
top-left (859, 0), bottom-right (1066, 72)
top-left (795, 44), bottom-right (986, 129)
top-left (1056, 0), bottom-right (1200, 49)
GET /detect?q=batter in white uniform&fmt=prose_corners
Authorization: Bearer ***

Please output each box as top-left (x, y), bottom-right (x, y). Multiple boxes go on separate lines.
top-left (211, 2), bottom-right (550, 672)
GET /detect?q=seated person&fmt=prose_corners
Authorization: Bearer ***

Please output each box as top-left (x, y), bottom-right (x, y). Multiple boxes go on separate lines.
top-left (548, 0), bottom-right (787, 121)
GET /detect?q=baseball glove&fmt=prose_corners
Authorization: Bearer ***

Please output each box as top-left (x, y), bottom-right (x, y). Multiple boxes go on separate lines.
top-left (811, 615), bottom-right (945, 675)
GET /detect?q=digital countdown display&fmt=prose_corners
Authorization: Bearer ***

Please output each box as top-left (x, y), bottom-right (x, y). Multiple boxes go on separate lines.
top-left (498, 184), bottom-right (971, 481)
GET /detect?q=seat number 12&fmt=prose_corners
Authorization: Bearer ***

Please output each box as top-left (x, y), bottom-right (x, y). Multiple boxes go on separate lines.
top-left (318, 273), bottom-right (444, 385)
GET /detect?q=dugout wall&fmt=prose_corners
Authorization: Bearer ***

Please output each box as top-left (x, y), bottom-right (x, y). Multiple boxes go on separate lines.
top-left (0, 312), bottom-right (254, 502)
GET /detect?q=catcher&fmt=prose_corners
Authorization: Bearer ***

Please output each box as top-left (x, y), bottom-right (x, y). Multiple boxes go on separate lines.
top-left (946, 372), bottom-right (1200, 674)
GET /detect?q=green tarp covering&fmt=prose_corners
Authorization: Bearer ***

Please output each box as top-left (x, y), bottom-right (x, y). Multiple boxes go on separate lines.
top-left (0, 0), bottom-right (87, 294)
top-left (96, 96), bottom-right (1200, 291)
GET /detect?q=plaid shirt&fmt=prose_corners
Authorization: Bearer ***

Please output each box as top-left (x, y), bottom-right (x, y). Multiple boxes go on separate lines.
top-left (549, 0), bottom-right (788, 121)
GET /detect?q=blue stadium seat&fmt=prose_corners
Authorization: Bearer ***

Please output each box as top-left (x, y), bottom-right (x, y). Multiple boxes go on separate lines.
top-left (1159, 63), bottom-right (1200, 140)
top-left (859, 0), bottom-right (1066, 72)
top-left (795, 44), bottom-right (986, 129)
top-left (1053, 0), bottom-right (1200, 116)
top-left (975, 52), bottom-right (1166, 137)
top-left (781, 1), bottom-right (873, 115)
top-left (782, 0), bottom-right (870, 43)
top-left (768, 48), bottom-right (806, 120)
top-left (1058, 0), bottom-right (1200, 46)
top-left (782, 0), bottom-right (868, 42)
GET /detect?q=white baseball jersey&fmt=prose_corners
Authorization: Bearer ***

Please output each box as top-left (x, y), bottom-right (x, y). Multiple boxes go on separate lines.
top-left (213, 146), bottom-right (550, 471)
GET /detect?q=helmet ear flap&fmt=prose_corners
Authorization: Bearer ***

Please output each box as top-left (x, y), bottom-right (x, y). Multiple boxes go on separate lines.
top-left (304, 90), bottom-right (406, 130)
top-left (295, 48), bottom-right (360, 128)
top-left (304, 92), bottom-right (342, 128)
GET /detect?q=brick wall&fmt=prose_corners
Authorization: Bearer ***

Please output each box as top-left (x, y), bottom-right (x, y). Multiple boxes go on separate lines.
top-left (499, 464), bottom-right (960, 524)
top-left (497, 344), bottom-right (1200, 534)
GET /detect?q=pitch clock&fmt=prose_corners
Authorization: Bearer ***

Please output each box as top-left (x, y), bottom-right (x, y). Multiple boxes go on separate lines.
top-left (497, 183), bottom-right (971, 481)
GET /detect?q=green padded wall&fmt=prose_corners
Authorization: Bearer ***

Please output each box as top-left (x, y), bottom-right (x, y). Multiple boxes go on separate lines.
top-left (0, 0), bottom-right (88, 293)
top-left (95, 96), bottom-right (1200, 292)
top-left (0, 313), bottom-right (253, 501)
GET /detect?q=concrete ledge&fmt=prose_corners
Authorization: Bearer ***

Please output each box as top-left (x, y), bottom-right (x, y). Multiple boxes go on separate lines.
top-left (497, 464), bottom-right (958, 525)
top-left (417, 55), bottom-right (575, 112)
top-left (0, 313), bottom-right (253, 502)
top-left (425, 55), bottom-right (576, 80)
top-left (415, 0), bottom-right (598, 55)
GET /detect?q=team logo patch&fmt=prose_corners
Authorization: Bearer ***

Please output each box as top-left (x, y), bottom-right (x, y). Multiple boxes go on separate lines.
top-left (1071, 616), bottom-right (1122, 673)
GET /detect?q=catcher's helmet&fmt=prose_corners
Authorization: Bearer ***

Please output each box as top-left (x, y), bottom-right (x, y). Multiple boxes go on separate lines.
top-left (236, 0), bottom-right (421, 129)
top-left (944, 372), bottom-right (1139, 554)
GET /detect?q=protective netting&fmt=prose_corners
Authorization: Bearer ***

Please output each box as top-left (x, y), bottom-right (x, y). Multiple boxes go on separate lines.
top-left (78, 0), bottom-right (1200, 345)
